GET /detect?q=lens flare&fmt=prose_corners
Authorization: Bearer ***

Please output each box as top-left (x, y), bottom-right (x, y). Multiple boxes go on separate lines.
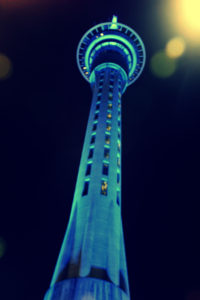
top-left (150, 51), bottom-right (176, 78)
top-left (166, 37), bottom-right (186, 58)
top-left (171, 0), bottom-right (200, 43)
top-left (181, 0), bottom-right (200, 31)
top-left (0, 54), bottom-right (12, 80)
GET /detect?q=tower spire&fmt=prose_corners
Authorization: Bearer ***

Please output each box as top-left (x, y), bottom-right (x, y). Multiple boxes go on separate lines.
top-left (44, 17), bottom-right (145, 300)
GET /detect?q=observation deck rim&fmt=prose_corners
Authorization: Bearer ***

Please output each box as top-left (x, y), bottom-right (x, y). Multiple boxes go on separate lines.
top-left (76, 21), bottom-right (146, 86)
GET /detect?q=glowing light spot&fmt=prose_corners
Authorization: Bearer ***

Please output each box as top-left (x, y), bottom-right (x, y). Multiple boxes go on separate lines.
top-left (166, 37), bottom-right (186, 58)
top-left (106, 125), bottom-right (112, 131)
top-left (150, 51), bottom-right (176, 78)
top-left (170, 0), bottom-right (200, 43)
top-left (101, 181), bottom-right (108, 195)
top-left (110, 15), bottom-right (118, 29)
top-left (100, 33), bottom-right (104, 36)
top-left (0, 54), bottom-right (12, 80)
top-left (0, 237), bottom-right (6, 258)
top-left (181, 0), bottom-right (200, 31)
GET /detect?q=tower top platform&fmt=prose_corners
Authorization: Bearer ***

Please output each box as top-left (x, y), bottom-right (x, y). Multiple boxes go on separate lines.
top-left (77, 16), bottom-right (146, 86)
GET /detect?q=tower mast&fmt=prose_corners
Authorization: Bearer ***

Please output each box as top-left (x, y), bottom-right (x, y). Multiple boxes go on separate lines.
top-left (44, 16), bottom-right (145, 300)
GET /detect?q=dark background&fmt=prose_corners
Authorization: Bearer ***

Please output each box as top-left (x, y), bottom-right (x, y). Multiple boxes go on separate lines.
top-left (0, 1), bottom-right (200, 300)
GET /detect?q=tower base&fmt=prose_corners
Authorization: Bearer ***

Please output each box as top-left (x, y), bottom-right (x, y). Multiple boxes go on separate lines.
top-left (44, 278), bottom-right (130, 300)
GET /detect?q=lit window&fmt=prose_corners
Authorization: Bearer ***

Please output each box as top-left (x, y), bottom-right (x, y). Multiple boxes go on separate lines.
top-left (118, 103), bottom-right (121, 109)
top-left (82, 181), bottom-right (89, 196)
top-left (108, 103), bottom-right (112, 109)
top-left (104, 148), bottom-right (109, 159)
top-left (92, 123), bottom-right (97, 131)
top-left (118, 92), bottom-right (121, 98)
top-left (117, 140), bottom-right (121, 151)
top-left (102, 163), bottom-right (109, 175)
top-left (107, 113), bottom-right (112, 119)
top-left (86, 164), bottom-right (92, 176)
top-left (105, 135), bottom-right (110, 145)
top-left (91, 136), bottom-right (96, 144)
top-left (117, 157), bottom-right (120, 167)
top-left (106, 124), bottom-right (112, 131)
top-left (101, 180), bottom-right (108, 195)
top-left (108, 93), bottom-right (113, 100)
top-left (88, 148), bottom-right (94, 159)
top-left (116, 191), bottom-right (120, 205)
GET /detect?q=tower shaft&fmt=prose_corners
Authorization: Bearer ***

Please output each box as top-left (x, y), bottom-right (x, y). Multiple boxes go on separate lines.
top-left (44, 64), bottom-right (130, 300)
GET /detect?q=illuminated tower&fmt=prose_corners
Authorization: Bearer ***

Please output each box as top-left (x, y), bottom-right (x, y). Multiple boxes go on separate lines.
top-left (44, 16), bottom-right (145, 300)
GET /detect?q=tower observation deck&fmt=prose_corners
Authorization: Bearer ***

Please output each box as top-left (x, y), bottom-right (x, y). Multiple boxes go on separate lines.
top-left (44, 16), bottom-right (145, 300)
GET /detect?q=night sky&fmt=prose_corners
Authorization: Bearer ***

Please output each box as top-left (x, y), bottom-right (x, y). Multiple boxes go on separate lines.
top-left (0, 1), bottom-right (200, 300)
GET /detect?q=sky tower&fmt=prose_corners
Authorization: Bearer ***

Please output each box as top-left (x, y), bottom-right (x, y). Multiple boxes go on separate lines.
top-left (44, 16), bottom-right (145, 300)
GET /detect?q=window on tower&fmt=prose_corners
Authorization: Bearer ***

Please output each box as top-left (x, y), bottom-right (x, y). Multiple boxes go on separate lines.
top-left (108, 93), bottom-right (113, 100)
top-left (106, 123), bottom-right (112, 131)
top-left (105, 135), bottom-right (110, 145)
top-left (117, 140), bottom-right (121, 151)
top-left (108, 103), bottom-right (112, 109)
top-left (117, 172), bottom-right (120, 184)
top-left (86, 163), bottom-right (92, 176)
top-left (116, 191), bottom-right (120, 206)
top-left (96, 104), bottom-right (100, 110)
top-left (117, 157), bottom-right (120, 167)
top-left (91, 135), bottom-right (96, 144)
top-left (94, 113), bottom-right (98, 120)
top-left (104, 148), bottom-right (110, 159)
top-left (88, 148), bottom-right (94, 159)
top-left (92, 123), bottom-right (97, 131)
top-left (82, 180), bottom-right (89, 196)
top-left (109, 87), bottom-right (113, 92)
top-left (101, 180), bottom-right (108, 196)
top-left (102, 163), bottom-right (109, 176)
top-left (107, 113), bottom-right (112, 119)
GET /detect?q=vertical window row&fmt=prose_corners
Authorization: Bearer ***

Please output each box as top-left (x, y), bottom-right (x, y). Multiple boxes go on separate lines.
top-left (82, 71), bottom-right (105, 198)
top-left (117, 75), bottom-right (121, 207)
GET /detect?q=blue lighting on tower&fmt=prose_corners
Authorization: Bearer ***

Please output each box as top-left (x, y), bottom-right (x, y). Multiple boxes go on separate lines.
top-left (44, 16), bottom-right (146, 300)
